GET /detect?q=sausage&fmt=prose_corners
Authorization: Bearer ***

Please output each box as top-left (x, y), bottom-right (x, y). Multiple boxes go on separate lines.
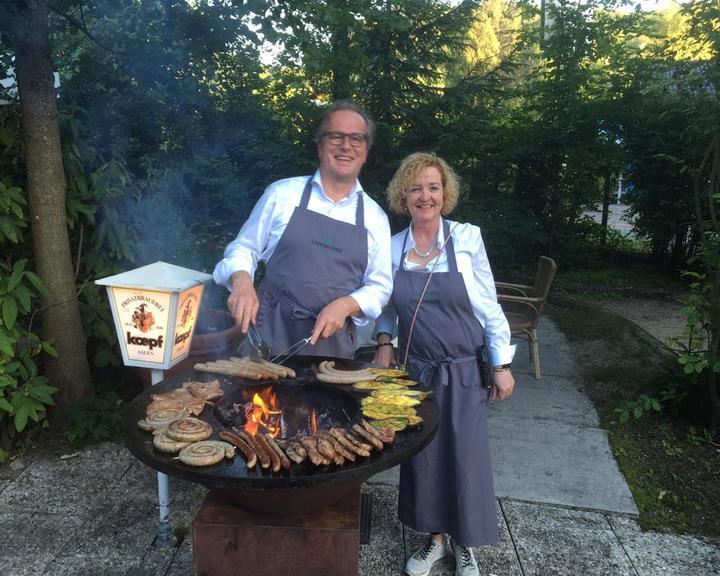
top-left (233, 428), bottom-right (271, 469)
top-left (314, 435), bottom-right (344, 465)
top-left (219, 430), bottom-right (257, 469)
top-left (331, 427), bottom-right (373, 456)
top-left (300, 436), bottom-right (329, 466)
top-left (215, 359), bottom-right (279, 380)
top-left (289, 440), bottom-right (308, 460)
top-left (319, 432), bottom-right (355, 462)
top-left (264, 434), bottom-right (291, 471)
top-left (352, 423), bottom-right (384, 450)
top-left (316, 372), bottom-right (376, 385)
top-left (255, 433), bottom-right (281, 473)
top-left (283, 443), bottom-right (306, 464)
top-left (361, 418), bottom-right (395, 444)
top-left (194, 363), bottom-right (264, 380)
top-left (319, 361), bottom-right (376, 380)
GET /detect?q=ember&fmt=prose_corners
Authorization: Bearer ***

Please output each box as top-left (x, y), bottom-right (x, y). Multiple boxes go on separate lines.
top-left (243, 387), bottom-right (282, 437)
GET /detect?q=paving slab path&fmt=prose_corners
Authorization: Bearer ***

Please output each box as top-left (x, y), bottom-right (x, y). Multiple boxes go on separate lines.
top-left (1, 316), bottom-right (719, 575)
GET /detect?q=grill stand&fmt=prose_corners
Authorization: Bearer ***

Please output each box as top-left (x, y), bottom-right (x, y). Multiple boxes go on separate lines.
top-left (151, 368), bottom-right (173, 547)
top-left (193, 483), bottom-right (362, 576)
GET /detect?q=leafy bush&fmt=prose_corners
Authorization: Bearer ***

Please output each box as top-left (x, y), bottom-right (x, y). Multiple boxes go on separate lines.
top-left (0, 251), bottom-right (59, 441)
top-left (66, 390), bottom-right (123, 446)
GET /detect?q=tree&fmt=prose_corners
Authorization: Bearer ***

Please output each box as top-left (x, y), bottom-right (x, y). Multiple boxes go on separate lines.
top-left (3, 0), bottom-right (92, 424)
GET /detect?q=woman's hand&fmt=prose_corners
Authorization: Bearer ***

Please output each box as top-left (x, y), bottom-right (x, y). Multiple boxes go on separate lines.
top-left (491, 369), bottom-right (515, 400)
top-left (373, 345), bottom-right (395, 368)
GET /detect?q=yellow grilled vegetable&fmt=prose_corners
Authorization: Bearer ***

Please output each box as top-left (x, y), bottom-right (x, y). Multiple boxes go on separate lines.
top-left (361, 395), bottom-right (421, 407)
top-left (371, 389), bottom-right (430, 400)
top-left (352, 381), bottom-right (409, 392)
top-left (406, 414), bottom-right (424, 428)
top-left (361, 403), bottom-right (417, 417)
top-left (374, 376), bottom-right (418, 386)
top-left (368, 368), bottom-right (409, 378)
top-left (370, 417), bottom-right (409, 432)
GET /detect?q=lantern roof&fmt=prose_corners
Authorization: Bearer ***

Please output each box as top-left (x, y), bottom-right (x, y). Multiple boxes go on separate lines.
top-left (95, 261), bottom-right (212, 292)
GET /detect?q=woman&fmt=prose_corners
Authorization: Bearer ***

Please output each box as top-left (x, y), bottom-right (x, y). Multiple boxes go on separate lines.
top-left (373, 152), bottom-right (515, 576)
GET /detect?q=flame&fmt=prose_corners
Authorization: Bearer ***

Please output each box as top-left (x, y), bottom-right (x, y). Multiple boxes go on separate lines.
top-left (310, 408), bottom-right (318, 434)
top-left (244, 387), bottom-right (282, 437)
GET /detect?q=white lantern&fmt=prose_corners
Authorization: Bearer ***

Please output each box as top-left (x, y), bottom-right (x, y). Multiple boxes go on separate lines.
top-left (95, 261), bottom-right (212, 370)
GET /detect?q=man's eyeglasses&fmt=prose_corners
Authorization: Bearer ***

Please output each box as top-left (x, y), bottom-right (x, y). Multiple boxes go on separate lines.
top-left (322, 131), bottom-right (368, 148)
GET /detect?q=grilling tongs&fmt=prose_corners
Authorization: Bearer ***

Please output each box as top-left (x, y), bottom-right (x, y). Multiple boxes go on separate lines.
top-left (246, 325), bottom-right (271, 361)
top-left (270, 335), bottom-right (312, 366)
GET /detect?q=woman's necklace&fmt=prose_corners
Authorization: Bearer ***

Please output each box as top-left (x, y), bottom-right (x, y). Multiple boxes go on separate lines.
top-left (412, 227), bottom-right (439, 258)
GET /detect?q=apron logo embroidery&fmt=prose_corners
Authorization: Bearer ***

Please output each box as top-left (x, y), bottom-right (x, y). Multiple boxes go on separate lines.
top-left (411, 290), bottom-right (440, 304)
top-left (311, 235), bottom-right (343, 253)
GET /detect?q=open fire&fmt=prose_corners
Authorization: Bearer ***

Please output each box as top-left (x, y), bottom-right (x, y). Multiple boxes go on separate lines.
top-left (232, 384), bottom-right (320, 439)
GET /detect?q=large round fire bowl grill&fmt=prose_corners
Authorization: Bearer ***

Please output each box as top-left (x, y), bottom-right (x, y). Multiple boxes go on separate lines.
top-left (122, 360), bottom-right (438, 514)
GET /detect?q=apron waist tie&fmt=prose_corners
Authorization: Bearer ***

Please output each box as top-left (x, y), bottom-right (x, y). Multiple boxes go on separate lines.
top-left (411, 354), bottom-right (477, 387)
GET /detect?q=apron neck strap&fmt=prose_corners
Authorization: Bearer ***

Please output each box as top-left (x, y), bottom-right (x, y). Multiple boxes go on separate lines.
top-left (299, 176), bottom-right (364, 226)
top-left (299, 176), bottom-right (313, 208)
top-left (442, 219), bottom-right (458, 272)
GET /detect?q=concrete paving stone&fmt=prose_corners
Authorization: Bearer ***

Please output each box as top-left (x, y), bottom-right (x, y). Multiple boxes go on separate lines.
top-left (0, 511), bottom-right (85, 576)
top-left (489, 374), bottom-right (600, 428)
top-left (40, 552), bottom-right (171, 576)
top-left (509, 317), bottom-right (578, 380)
top-left (358, 484), bottom-right (521, 576)
top-left (68, 497), bottom-right (165, 558)
top-left (164, 538), bottom-right (193, 576)
top-left (114, 459), bottom-right (206, 507)
top-left (0, 442), bottom-right (135, 516)
top-left (502, 500), bottom-right (637, 576)
top-left (609, 516), bottom-right (720, 575)
top-left (489, 418), bottom-right (638, 515)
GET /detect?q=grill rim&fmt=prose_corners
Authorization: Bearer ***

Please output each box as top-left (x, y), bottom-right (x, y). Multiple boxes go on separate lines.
top-left (122, 367), bottom-right (438, 491)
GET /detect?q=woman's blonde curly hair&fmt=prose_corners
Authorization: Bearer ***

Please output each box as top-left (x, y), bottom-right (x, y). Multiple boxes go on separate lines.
top-left (386, 152), bottom-right (460, 216)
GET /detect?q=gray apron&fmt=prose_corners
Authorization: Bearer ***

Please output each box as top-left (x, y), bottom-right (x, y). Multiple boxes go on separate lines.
top-left (251, 177), bottom-right (368, 359)
top-left (395, 219), bottom-right (498, 547)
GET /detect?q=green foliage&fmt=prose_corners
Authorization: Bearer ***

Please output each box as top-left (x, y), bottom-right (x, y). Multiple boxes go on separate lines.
top-left (0, 258), bottom-right (59, 435)
top-left (66, 390), bottom-right (123, 446)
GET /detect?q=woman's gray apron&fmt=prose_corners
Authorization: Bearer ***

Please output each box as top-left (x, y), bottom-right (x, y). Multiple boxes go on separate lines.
top-left (395, 219), bottom-right (498, 547)
top-left (251, 177), bottom-right (368, 359)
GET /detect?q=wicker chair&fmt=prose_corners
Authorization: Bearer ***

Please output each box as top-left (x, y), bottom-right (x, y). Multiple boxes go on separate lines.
top-left (495, 256), bottom-right (557, 379)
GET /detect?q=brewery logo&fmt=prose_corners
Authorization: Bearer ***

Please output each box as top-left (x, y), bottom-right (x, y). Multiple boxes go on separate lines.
top-left (131, 303), bottom-right (155, 333)
top-left (180, 296), bottom-right (195, 328)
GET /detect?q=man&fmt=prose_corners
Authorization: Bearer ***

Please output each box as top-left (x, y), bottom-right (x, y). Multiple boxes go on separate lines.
top-left (213, 100), bottom-right (392, 359)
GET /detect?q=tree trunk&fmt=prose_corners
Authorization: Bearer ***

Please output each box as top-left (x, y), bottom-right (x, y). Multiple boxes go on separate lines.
top-left (14, 0), bottom-right (92, 425)
top-left (600, 173), bottom-right (611, 250)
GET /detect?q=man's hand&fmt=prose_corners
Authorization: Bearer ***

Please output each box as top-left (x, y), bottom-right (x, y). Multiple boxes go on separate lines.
top-left (227, 271), bottom-right (259, 333)
top-left (311, 296), bottom-right (360, 345)
top-left (491, 369), bottom-right (515, 400)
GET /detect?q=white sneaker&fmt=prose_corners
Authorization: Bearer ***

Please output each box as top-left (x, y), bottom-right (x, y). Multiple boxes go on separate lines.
top-left (404, 537), bottom-right (448, 576)
top-left (446, 536), bottom-right (479, 576)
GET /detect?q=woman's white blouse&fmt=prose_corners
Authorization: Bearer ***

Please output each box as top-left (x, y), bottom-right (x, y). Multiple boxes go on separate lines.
top-left (374, 219), bottom-right (515, 366)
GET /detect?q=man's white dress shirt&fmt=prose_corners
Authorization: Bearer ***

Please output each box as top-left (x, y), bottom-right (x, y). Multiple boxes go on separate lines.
top-left (213, 171), bottom-right (393, 325)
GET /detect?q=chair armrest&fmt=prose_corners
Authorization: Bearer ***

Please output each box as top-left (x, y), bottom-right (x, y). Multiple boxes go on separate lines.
top-left (495, 281), bottom-right (533, 290)
top-left (498, 296), bottom-right (541, 326)
top-left (497, 294), bottom-right (544, 304)
top-left (495, 282), bottom-right (533, 297)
